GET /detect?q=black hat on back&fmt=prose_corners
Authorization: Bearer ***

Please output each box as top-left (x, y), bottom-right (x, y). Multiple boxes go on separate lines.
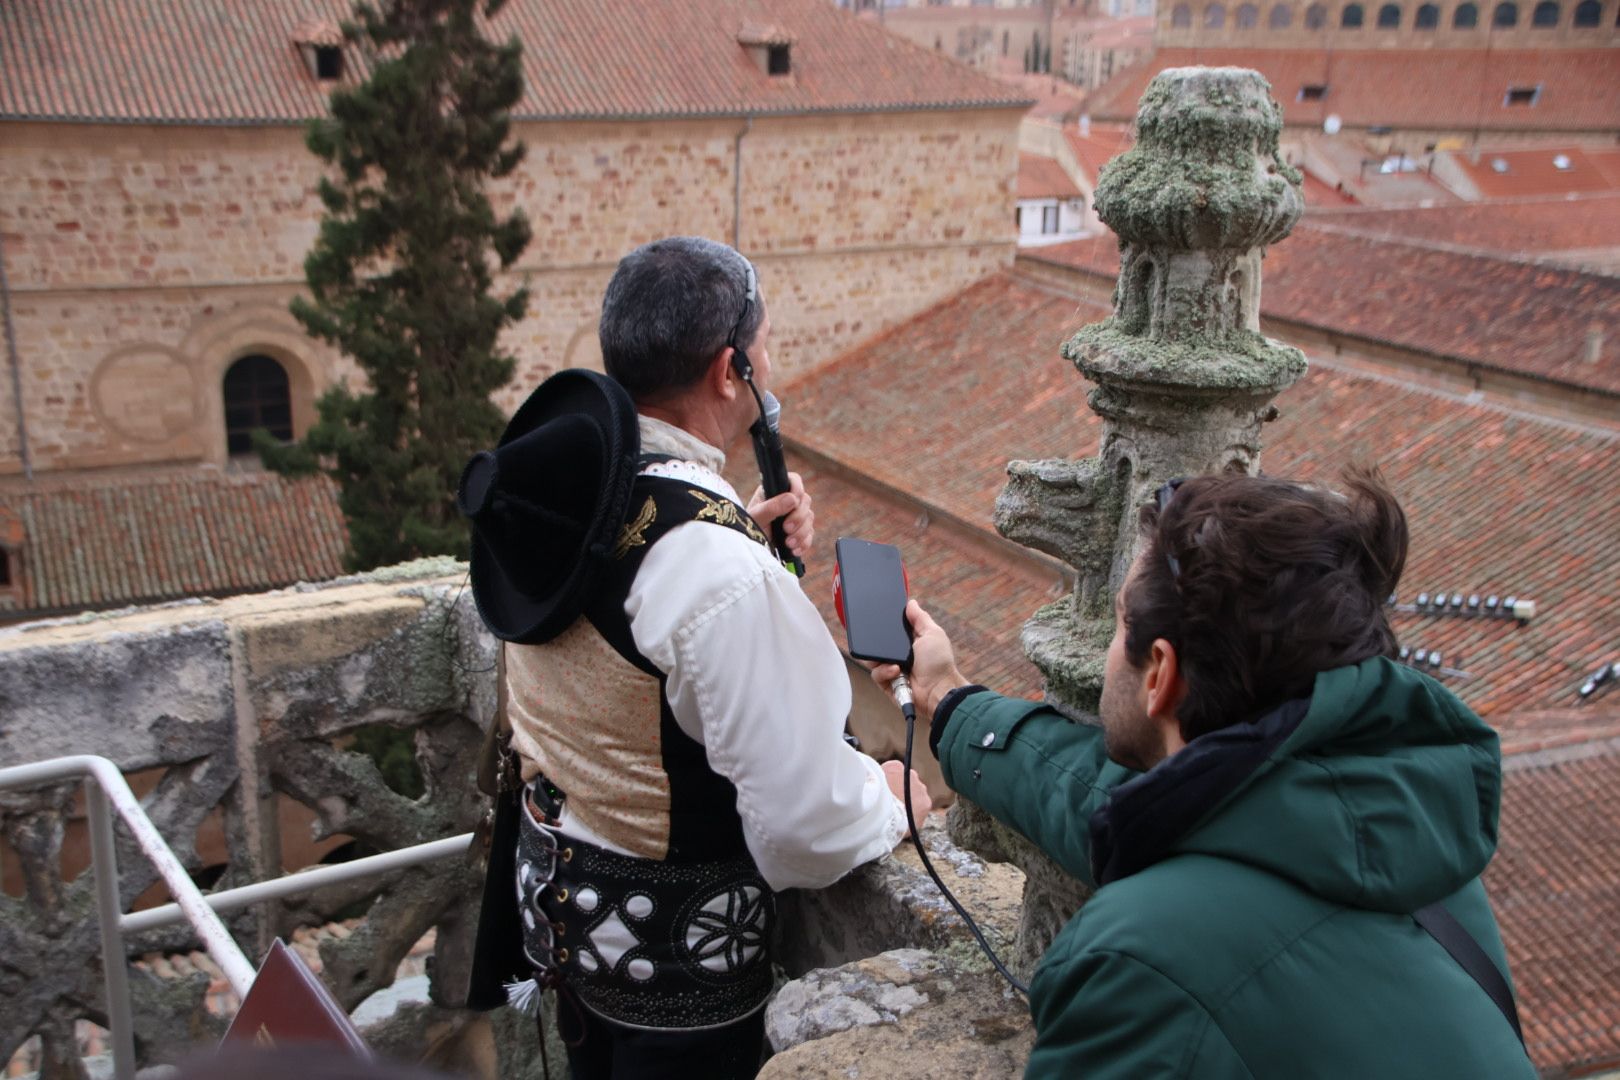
top-left (458, 369), bottom-right (639, 644)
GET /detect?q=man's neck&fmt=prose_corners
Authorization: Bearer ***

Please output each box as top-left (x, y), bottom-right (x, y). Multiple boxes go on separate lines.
top-left (637, 401), bottom-right (731, 452)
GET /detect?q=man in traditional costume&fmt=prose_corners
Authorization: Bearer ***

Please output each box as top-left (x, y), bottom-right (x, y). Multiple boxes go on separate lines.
top-left (460, 237), bottom-right (926, 1078)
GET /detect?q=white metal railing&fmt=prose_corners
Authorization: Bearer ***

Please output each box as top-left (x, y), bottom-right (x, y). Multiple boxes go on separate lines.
top-left (0, 755), bottom-right (472, 1080)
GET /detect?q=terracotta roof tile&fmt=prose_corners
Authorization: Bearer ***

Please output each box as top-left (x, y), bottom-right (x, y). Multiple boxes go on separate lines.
top-left (1308, 192), bottom-right (1620, 258)
top-left (1447, 146), bottom-right (1620, 200)
top-left (0, 0), bottom-right (1031, 124)
top-left (1301, 170), bottom-right (1359, 206)
top-left (1031, 226), bottom-right (1620, 397)
top-left (783, 270), bottom-right (1620, 720)
top-left (1018, 153), bottom-right (1084, 200)
top-left (1063, 124), bottom-right (1135, 184)
top-left (0, 470), bottom-right (347, 617)
top-left (1489, 740), bottom-right (1620, 1075)
top-left (1085, 48), bottom-right (1620, 132)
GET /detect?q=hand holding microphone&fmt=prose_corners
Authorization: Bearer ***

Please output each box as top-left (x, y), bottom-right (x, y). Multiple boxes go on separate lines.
top-left (749, 392), bottom-right (807, 577)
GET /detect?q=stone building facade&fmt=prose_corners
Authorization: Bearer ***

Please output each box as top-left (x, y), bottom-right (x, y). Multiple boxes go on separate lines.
top-left (0, 0), bottom-right (1028, 480)
top-left (1156, 0), bottom-right (1620, 45)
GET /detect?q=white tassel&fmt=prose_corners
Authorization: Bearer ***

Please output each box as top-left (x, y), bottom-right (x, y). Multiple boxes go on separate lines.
top-left (504, 977), bottom-right (541, 1016)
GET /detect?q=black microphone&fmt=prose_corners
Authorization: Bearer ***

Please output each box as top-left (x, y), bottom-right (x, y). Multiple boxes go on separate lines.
top-left (750, 391), bottom-right (805, 577)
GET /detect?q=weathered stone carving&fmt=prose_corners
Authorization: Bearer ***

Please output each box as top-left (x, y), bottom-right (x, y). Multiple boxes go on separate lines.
top-left (959, 66), bottom-right (1309, 965)
top-left (0, 563), bottom-right (530, 1077)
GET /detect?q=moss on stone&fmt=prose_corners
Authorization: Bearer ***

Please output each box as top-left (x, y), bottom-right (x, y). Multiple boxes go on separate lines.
top-left (1096, 68), bottom-right (1302, 250)
top-left (1066, 322), bottom-right (1306, 392)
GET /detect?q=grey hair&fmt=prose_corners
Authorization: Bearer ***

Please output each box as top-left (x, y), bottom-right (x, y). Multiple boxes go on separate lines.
top-left (599, 236), bottom-right (764, 403)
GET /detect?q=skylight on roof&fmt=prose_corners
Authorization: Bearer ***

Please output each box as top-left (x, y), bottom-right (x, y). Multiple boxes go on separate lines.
top-left (1491, 157), bottom-right (1511, 173)
top-left (1553, 154), bottom-right (1573, 170)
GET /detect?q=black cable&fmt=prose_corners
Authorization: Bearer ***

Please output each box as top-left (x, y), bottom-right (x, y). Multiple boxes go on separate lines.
top-left (896, 682), bottom-right (1029, 996)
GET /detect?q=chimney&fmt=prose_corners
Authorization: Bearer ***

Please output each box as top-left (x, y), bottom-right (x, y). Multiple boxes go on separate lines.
top-left (1079, 112), bottom-right (1092, 137)
top-left (1585, 325), bottom-right (1604, 365)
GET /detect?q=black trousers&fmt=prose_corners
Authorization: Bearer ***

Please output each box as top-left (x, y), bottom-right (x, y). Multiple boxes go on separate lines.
top-left (557, 1001), bottom-right (766, 1080)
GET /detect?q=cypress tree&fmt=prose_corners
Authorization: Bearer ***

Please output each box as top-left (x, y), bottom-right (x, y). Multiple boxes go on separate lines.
top-left (261, 0), bottom-right (532, 571)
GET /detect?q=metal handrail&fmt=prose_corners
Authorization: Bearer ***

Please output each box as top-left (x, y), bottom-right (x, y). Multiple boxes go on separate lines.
top-left (0, 755), bottom-right (472, 1080)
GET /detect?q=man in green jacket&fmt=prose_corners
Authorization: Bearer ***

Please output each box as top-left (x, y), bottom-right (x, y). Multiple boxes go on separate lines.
top-left (873, 470), bottom-right (1533, 1079)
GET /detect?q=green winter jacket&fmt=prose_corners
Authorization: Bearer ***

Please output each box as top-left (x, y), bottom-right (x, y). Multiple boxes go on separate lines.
top-left (933, 657), bottom-right (1534, 1080)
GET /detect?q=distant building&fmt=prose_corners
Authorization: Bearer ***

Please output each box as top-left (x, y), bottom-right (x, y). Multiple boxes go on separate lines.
top-left (1016, 154), bottom-right (1089, 244)
top-left (1081, 0), bottom-right (1620, 137)
top-left (0, 0), bottom-right (1031, 619)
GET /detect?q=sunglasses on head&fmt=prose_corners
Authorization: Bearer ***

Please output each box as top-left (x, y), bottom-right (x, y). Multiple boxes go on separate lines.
top-left (1155, 477), bottom-right (1186, 582)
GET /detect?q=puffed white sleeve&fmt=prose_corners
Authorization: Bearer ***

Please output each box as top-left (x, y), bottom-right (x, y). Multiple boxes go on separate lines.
top-left (628, 523), bottom-right (909, 891)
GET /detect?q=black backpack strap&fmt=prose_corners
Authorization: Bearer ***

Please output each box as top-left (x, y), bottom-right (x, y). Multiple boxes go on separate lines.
top-left (583, 472), bottom-right (770, 676)
top-left (1413, 901), bottom-right (1526, 1048)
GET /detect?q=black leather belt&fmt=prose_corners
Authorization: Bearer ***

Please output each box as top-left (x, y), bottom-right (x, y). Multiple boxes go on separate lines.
top-left (514, 784), bottom-right (775, 1031)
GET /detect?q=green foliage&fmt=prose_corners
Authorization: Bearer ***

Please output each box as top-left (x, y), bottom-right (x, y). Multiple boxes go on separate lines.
top-left (348, 724), bottom-right (426, 799)
top-left (266, 0), bottom-right (532, 571)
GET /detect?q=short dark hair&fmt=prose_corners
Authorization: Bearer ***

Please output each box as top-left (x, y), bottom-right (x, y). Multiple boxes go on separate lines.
top-left (1123, 468), bottom-right (1408, 741)
top-left (599, 236), bottom-right (763, 403)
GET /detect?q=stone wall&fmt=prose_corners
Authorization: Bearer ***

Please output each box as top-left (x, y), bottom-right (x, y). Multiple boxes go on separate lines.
top-left (0, 108), bottom-right (1020, 475)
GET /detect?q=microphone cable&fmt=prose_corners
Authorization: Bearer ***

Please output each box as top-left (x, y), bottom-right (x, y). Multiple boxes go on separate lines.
top-left (891, 674), bottom-right (1030, 997)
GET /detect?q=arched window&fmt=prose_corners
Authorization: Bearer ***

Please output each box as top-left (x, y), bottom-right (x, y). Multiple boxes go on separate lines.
top-left (1573, 0), bottom-right (1600, 22)
top-left (1172, 2), bottom-right (1193, 25)
top-left (1415, 3), bottom-right (1440, 24)
top-left (1306, 1), bottom-right (1330, 22)
top-left (1237, 2), bottom-right (1260, 24)
top-left (223, 354), bottom-right (293, 455)
top-left (1271, 3), bottom-right (1295, 24)
top-left (1532, 0), bottom-right (1560, 21)
top-left (1454, 1), bottom-right (1479, 23)
top-left (1378, 2), bottom-right (1403, 22)
top-left (1342, 2), bottom-right (1365, 25)
top-left (1493, 1), bottom-right (1518, 23)
top-left (1206, 3), bottom-right (1228, 26)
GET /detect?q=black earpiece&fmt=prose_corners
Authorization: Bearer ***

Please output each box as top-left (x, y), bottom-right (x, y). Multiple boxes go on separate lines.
top-left (727, 258), bottom-right (758, 389)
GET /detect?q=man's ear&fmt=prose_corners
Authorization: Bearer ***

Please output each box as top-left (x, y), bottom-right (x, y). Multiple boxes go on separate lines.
top-left (709, 347), bottom-right (740, 402)
top-left (1146, 638), bottom-right (1188, 756)
top-left (1145, 638), bottom-right (1185, 721)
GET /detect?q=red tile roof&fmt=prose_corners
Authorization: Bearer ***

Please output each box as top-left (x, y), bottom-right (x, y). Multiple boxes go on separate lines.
top-left (1063, 124), bottom-right (1135, 184)
top-left (1085, 48), bottom-right (1620, 133)
top-left (1032, 226), bottom-right (1620, 397)
top-left (1308, 193), bottom-right (1620, 265)
top-left (1018, 153), bottom-right (1084, 200)
top-left (1301, 171), bottom-right (1359, 207)
top-left (1488, 740), bottom-right (1620, 1075)
top-left (1447, 146), bottom-right (1620, 200)
top-left (0, 0), bottom-right (1031, 125)
top-left (783, 270), bottom-right (1620, 720)
top-left (0, 470), bottom-right (347, 618)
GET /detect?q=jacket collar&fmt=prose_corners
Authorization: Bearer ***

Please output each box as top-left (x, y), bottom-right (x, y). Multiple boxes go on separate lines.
top-left (1088, 698), bottom-right (1310, 887)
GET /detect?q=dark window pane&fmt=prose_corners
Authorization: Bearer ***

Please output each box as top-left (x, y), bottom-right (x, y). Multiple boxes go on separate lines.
top-left (223, 354), bottom-right (293, 456)
top-left (1455, 1), bottom-right (1479, 23)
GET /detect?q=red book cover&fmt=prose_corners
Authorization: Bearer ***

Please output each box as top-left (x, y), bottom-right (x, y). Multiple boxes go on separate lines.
top-left (222, 939), bottom-right (370, 1057)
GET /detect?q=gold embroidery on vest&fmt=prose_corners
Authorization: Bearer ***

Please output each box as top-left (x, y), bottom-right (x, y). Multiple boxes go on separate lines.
top-left (689, 489), bottom-right (768, 546)
top-left (613, 496), bottom-right (658, 559)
